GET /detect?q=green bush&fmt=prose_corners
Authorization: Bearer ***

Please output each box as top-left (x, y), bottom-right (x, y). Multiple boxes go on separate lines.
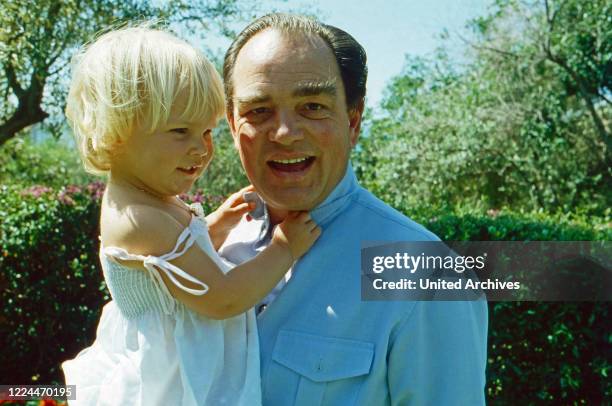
top-left (0, 136), bottom-right (95, 188)
top-left (1, 185), bottom-right (609, 403)
top-left (0, 183), bottom-right (104, 384)
top-left (403, 208), bottom-right (611, 405)
top-left (409, 209), bottom-right (610, 242)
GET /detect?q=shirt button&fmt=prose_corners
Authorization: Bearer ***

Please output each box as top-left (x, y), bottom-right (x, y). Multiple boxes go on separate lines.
top-left (257, 304), bottom-right (267, 314)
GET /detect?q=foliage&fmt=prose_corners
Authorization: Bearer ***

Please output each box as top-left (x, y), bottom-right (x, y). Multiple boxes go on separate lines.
top-left (0, 0), bottom-right (249, 146)
top-left (0, 135), bottom-right (94, 188)
top-left (354, 0), bottom-right (611, 216)
top-left (409, 207), bottom-right (610, 242)
top-left (0, 183), bottom-right (105, 384)
top-left (409, 207), bottom-right (611, 405)
top-left (486, 301), bottom-right (609, 405)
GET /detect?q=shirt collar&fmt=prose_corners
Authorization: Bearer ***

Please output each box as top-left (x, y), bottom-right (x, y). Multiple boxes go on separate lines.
top-left (255, 163), bottom-right (358, 242)
top-left (310, 163), bottom-right (358, 227)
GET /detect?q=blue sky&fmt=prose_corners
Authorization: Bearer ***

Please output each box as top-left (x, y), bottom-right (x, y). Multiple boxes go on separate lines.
top-left (205, 0), bottom-right (493, 108)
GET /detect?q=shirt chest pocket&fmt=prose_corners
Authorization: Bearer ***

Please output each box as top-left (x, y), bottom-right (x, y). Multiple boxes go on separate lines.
top-left (267, 330), bottom-right (374, 406)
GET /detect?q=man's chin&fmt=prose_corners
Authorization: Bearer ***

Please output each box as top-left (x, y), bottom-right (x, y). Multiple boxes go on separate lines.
top-left (269, 201), bottom-right (313, 212)
top-left (264, 194), bottom-right (318, 215)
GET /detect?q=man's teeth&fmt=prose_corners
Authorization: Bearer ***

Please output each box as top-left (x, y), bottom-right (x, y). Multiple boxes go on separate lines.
top-left (271, 157), bottom-right (309, 164)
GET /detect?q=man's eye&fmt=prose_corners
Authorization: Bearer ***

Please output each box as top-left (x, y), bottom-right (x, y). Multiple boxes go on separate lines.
top-left (243, 107), bottom-right (272, 124)
top-left (305, 103), bottom-right (323, 111)
top-left (250, 107), bottom-right (269, 115)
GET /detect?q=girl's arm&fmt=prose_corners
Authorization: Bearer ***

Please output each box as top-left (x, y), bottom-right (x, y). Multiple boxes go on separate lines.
top-left (109, 207), bottom-right (320, 319)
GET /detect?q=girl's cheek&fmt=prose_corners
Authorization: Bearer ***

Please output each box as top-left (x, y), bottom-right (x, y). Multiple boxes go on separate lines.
top-left (167, 140), bottom-right (188, 155)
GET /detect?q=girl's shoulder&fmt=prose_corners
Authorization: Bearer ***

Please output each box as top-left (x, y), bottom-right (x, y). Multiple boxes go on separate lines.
top-left (100, 200), bottom-right (190, 259)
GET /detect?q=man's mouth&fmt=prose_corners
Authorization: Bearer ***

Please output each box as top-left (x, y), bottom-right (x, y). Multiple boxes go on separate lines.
top-left (267, 156), bottom-right (315, 172)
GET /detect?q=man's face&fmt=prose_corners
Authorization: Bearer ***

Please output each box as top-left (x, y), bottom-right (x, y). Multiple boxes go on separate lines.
top-left (227, 29), bottom-right (362, 211)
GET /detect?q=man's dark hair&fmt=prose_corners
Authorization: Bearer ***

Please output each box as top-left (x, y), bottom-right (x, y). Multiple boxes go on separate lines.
top-left (223, 13), bottom-right (367, 112)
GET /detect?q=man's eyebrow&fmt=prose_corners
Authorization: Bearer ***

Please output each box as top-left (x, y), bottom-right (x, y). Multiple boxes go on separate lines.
top-left (235, 94), bottom-right (271, 107)
top-left (293, 80), bottom-right (337, 98)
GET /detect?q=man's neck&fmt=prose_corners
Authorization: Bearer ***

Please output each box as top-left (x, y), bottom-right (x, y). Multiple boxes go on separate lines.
top-left (267, 206), bottom-right (290, 227)
top-left (264, 165), bottom-right (353, 226)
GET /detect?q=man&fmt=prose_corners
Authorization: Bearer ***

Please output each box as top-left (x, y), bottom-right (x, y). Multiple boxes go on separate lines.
top-left (219, 13), bottom-right (488, 405)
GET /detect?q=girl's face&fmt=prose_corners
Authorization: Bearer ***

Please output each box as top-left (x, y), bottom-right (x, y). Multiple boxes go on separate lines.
top-left (111, 98), bottom-right (216, 197)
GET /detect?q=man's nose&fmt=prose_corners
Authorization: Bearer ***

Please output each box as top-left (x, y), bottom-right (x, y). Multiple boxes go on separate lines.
top-left (269, 110), bottom-right (303, 145)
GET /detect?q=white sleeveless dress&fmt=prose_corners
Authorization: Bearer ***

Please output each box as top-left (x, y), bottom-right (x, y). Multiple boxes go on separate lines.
top-left (62, 203), bottom-right (261, 406)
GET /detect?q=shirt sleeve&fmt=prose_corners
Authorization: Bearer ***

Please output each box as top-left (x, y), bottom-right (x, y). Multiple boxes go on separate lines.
top-left (387, 299), bottom-right (488, 405)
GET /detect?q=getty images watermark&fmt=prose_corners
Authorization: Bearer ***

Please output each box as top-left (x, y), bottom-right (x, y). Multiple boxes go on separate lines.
top-left (361, 241), bottom-right (611, 301)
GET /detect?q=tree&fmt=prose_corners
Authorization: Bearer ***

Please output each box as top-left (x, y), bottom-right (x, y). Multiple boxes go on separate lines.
top-left (467, 0), bottom-right (611, 158)
top-left (0, 0), bottom-right (247, 146)
top-left (355, 0), bottom-right (610, 216)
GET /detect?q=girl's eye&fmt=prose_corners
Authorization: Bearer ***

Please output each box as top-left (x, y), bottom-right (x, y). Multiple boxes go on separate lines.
top-left (171, 128), bottom-right (188, 134)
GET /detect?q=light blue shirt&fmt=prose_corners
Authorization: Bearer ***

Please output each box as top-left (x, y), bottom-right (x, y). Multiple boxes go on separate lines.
top-left (220, 165), bottom-right (488, 405)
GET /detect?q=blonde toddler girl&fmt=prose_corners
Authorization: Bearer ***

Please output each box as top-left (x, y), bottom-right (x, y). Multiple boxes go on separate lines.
top-left (61, 25), bottom-right (320, 406)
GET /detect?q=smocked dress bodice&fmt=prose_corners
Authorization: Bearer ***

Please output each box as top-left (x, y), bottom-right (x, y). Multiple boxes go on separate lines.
top-left (62, 203), bottom-right (261, 406)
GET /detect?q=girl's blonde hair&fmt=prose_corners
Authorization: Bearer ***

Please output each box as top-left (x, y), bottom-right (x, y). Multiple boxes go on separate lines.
top-left (66, 24), bottom-right (225, 175)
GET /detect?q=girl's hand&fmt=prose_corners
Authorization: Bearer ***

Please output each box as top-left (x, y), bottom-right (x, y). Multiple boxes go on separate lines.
top-left (272, 212), bottom-right (321, 261)
top-left (206, 185), bottom-right (256, 249)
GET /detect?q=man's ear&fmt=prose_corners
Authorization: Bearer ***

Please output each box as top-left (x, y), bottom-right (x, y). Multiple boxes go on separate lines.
top-left (226, 109), bottom-right (236, 134)
top-left (348, 98), bottom-right (365, 148)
